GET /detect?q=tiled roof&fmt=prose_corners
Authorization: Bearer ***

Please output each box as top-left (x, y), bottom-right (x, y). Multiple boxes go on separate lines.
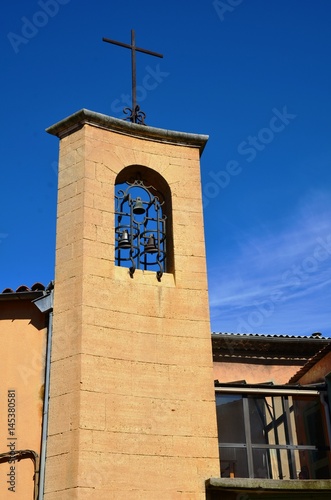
top-left (1, 282), bottom-right (46, 294)
top-left (212, 332), bottom-right (331, 362)
top-left (212, 331), bottom-right (328, 340)
top-left (0, 282), bottom-right (53, 301)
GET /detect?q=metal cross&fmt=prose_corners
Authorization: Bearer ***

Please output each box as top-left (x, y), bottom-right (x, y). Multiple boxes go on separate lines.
top-left (103, 29), bottom-right (163, 125)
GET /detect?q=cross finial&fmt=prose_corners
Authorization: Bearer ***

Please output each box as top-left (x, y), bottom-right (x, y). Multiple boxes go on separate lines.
top-left (103, 30), bottom-right (163, 125)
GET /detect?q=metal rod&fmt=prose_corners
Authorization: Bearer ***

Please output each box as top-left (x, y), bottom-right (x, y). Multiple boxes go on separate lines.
top-left (102, 37), bottom-right (163, 59)
top-left (102, 37), bottom-right (132, 50)
top-left (321, 392), bottom-right (331, 453)
top-left (215, 387), bottom-right (321, 396)
top-left (220, 443), bottom-right (323, 450)
top-left (243, 396), bottom-right (254, 478)
top-left (131, 29), bottom-right (136, 119)
top-left (283, 396), bottom-right (296, 479)
top-left (38, 306), bottom-right (53, 500)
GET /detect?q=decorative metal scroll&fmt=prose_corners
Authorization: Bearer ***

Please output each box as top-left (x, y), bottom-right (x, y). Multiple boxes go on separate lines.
top-left (123, 105), bottom-right (146, 125)
top-left (115, 179), bottom-right (166, 280)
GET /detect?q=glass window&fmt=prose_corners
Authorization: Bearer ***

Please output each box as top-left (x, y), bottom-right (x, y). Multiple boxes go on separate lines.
top-left (220, 447), bottom-right (248, 478)
top-left (292, 395), bottom-right (326, 446)
top-left (216, 395), bottom-right (245, 444)
top-left (216, 390), bottom-right (331, 480)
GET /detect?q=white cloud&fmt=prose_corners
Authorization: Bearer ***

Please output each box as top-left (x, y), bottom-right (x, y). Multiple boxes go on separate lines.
top-left (208, 190), bottom-right (331, 336)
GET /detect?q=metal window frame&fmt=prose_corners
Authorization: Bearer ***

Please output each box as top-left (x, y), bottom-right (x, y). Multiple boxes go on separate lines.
top-left (216, 387), bottom-right (331, 480)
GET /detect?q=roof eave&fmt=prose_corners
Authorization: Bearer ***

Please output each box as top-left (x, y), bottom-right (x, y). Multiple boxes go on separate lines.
top-left (0, 291), bottom-right (46, 301)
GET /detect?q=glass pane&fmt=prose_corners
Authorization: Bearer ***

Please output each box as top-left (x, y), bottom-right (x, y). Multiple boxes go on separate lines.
top-left (216, 394), bottom-right (246, 444)
top-left (248, 396), bottom-right (289, 445)
top-left (291, 395), bottom-right (328, 446)
top-left (298, 449), bottom-right (331, 479)
top-left (252, 447), bottom-right (331, 480)
top-left (252, 448), bottom-right (270, 478)
top-left (248, 396), bottom-right (269, 444)
top-left (252, 448), bottom-right (298, 479)
top-left (220, 447), bottom-right (248, 478)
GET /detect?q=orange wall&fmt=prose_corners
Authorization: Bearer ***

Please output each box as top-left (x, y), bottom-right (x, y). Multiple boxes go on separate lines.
top-left (213, 360), bottom-right (304, 385)
top-left (297, 351), bottom-right (331, 385)
top-left (0, 299), bottom-right (47, 499)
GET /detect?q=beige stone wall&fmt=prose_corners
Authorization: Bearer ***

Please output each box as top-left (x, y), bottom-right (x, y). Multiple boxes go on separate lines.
top-left (0, 300), bottom-right (47, 499)
top-left (45, 120), bottom-right (220, 499)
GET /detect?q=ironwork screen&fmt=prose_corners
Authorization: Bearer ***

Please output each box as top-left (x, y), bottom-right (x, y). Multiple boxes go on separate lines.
top-left (115, 178), bottom-right (166, 279)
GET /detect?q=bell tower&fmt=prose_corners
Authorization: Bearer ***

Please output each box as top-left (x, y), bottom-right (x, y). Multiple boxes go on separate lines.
top-left (44, 109), bottom-right (220, 499)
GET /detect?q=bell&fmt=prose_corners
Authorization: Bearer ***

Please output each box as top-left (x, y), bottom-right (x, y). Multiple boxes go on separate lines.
top-left (144, 234), bottom-right (158, 254)
top-left (118, 230), bottom-right (131, 249)
top-left (132, 197), bottom-right (145, 215)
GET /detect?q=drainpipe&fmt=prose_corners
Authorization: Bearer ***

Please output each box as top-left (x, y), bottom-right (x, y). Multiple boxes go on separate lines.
top-left (325, 372), bottom-right (331, 406)
top-left (323, 372), bottom-right (331, 448)
top-left (33, 284), bottom-right (54, 500)
top-left (0, 450), bottom-right (39, 498)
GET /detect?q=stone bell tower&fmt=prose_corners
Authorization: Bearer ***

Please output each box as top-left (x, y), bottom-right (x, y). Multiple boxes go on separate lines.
top-left (44, 109), bottom-right (220, 499)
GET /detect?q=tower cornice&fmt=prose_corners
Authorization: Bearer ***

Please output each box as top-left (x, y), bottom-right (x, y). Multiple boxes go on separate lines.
top-left (46, 108), bottom-right (209, 154)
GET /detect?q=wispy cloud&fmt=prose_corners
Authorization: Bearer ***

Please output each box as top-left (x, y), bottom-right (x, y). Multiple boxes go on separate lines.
top-left (208, 190), bottom-right (331, 336)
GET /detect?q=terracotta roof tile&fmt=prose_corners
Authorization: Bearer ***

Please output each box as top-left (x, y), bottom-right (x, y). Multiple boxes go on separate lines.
top-left (212, 331), bottom-right (328, 340)
top-left (1, 282), bottom-right (47, 294)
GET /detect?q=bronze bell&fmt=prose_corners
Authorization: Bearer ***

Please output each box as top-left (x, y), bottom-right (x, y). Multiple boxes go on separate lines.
top-left (118, 230), bottom-right (131, 249)
top-left (132, 197), bottom-right (145, 215)
top-left (145, 234), bottom-right (158, 254)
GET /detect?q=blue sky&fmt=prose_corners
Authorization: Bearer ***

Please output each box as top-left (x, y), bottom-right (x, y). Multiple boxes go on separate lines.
top-left (1, 0), bottom-right (331, 336)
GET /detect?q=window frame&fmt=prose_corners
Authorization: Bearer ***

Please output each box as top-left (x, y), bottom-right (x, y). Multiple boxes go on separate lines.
top-left (215, 385), bottom-right (331, 480)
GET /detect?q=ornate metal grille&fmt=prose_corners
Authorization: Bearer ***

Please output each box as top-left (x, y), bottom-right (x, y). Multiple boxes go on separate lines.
top-left (115, 179), bottom-right (166, 280)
